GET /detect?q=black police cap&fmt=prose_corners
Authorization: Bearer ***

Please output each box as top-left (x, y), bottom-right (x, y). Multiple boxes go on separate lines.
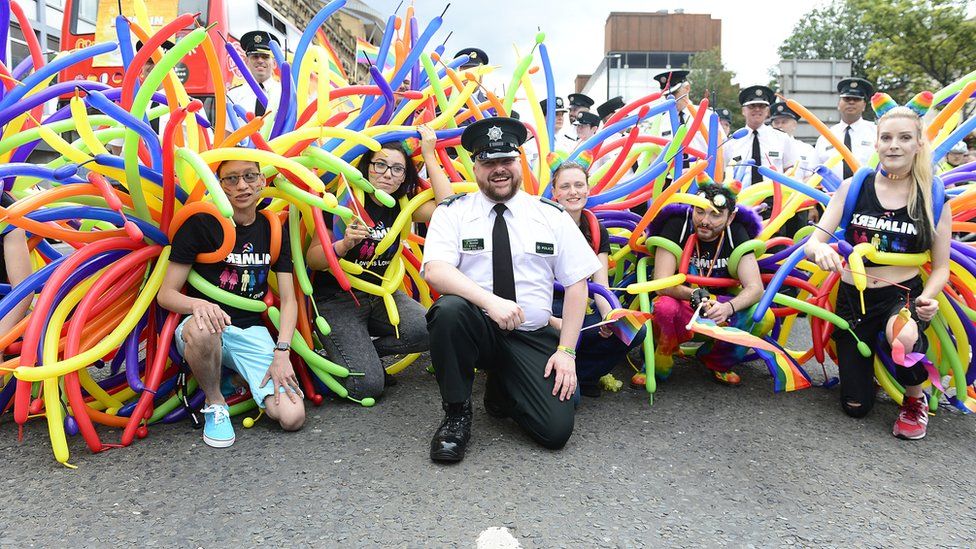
top-left (135, 40), bottom-right (175, 53)
top-left (597, 96), bottom-right (624, 120)
top-left (769, 101), bottom-right (799, 121)
top-left (738, 85), bottom-right (775, 106)
top-left (539, 97), bottom-right (566, 115)
top-left (460, 117), bottom-right (528, 160)
top-left (837, 77), bottom-right (874, 100)
top-left (574, 111), bottom-right (601, 127)
top-left (567, 93), bottom-right (594, 109)
top-left (716, 108), bottom-right (732, 122)
top-left (240, 31), bottom-right (280, 55)
top-left (653, 69), bottom-right (690, 94)
top-left (455, 47), bottom-right (489, 68)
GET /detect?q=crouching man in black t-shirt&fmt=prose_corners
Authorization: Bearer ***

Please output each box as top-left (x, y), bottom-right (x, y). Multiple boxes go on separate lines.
top-left (158, 159), bottom-right (305, 448)
top-left (649, 183), bottom-right (765, 386)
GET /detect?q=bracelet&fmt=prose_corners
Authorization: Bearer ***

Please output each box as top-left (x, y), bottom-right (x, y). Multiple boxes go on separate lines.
top-left (557, 345), bottom-right (577, 358)
top-left (729, 302), bottom-right (736, 315)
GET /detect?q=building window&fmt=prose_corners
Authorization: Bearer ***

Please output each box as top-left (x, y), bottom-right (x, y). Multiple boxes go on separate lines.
top-left (669, 53), bottom-right (691, 68)
top-left (8, 24), bottom-right (37, 68)
top-left (649, 53), bottom-right (668, 68)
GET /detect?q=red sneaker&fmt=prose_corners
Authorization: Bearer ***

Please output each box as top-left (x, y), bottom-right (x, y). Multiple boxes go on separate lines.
top-left (893, 395), bottom-right (929, 440)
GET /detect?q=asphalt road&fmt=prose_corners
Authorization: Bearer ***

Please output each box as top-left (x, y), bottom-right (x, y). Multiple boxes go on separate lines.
top-left (1, 322), bottom-right (973, 547)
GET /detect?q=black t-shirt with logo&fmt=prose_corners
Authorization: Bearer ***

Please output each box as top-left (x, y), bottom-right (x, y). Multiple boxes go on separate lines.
top-left (170, 212), bottom-right (291, 328)
top-left (659, 209), bottom-right (750, 294)
top-left (845, 172), bottom-right (927, 264)
top-left (313, 198), bottom-right (401, 300)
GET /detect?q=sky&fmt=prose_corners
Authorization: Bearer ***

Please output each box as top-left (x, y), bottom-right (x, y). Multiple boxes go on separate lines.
top-left (361, 0), bottom-right (825, 93)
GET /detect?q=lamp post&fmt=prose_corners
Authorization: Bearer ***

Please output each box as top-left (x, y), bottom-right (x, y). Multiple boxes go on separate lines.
top-left (605, 53), bottom-right (621, 102)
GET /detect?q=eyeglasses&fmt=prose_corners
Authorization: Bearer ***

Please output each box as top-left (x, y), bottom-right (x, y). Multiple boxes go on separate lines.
top-left (369, 160), bottom-right (406, 177)
top-left (219, 172), bottom-right (262, 187)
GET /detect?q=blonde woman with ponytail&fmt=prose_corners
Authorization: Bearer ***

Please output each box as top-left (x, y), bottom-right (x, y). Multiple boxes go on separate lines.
top-left (804, 106), bottom-right (952, 440)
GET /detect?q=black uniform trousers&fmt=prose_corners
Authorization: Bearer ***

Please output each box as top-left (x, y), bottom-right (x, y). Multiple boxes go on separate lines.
top-left (426, 295), bottom-right (575, 450)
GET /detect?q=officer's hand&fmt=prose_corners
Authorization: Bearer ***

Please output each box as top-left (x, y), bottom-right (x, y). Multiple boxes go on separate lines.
top-left (915, 297), bottom-right (939, 322)
top-left (812, 241), bottom-right (844, 273)
top-left (418, 124), bottom-right (437, 155)
top-left (343, 219), bottom-right (370, 247)
top-left (486, 297), bottom-right (524, 331)
top-left (545, 349), bottom-right (577, 401)
top-left (191, 300), bottom-right (231, 334)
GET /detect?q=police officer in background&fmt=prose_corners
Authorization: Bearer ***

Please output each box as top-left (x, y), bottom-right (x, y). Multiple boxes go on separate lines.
top-left (597, 96), bottom-right (625, 124)
top-left (716, 108), bottom-right (732, 136)
top-left (567, 93), bottom-right (594, 120)
top-left (653, 70), bottom-right (710, 168)
top-left (769, 101), bottom-right (817, 176)
top-left (227, 31), bottom-right (282, 118)
top-left (814, 77), bottom-right (876, 181)
top-left (422, 117), bottom-right (600, 462)
top-left (726, 85), bottom-right (797, 188)
top-left (573, 111), bottom-right (601, 147)
top-left (525, 97), bottom-right (571, 168)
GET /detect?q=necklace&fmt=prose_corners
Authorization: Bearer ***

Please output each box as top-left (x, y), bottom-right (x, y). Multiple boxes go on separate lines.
top-left (694, 228), bottom-right (727, 279)
top-left (879, 167), bottom-right (910, 180)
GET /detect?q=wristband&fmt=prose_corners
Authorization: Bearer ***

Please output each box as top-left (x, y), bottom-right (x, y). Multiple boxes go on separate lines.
top-left (729, 302), bottom-right (736, 315)
top-left (557, 345), bottom-right (577, 358)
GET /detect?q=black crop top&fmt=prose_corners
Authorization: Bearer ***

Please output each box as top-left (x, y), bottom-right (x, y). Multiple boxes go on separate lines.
top-left (844, 173), bottom-right (928, 262)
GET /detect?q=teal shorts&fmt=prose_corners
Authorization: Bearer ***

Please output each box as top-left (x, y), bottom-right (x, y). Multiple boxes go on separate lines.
top-left (175, 317), bottom-right (280, 409)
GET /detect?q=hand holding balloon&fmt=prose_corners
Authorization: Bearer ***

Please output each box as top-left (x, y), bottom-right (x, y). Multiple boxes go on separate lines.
top-left (340, 218), bottom-right (370, 253)
top-left (418, 124), bottom-right (437, 156)
top-left (810, 241), bottom-right (844, 272)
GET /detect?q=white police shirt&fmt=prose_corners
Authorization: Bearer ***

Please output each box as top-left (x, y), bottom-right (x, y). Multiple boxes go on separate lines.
top-left (725, 124), bottom-right (799, 186)
top-left (422, 190), bottom-right (600, 331)
top-left (814, 118), bottom-right (877, 181)
top-left (226, 77), bottom-right (282, 120)
top-left (657, 106), bottom-right (711, 160)
top-left (793, 138), bottom-right (817, 178)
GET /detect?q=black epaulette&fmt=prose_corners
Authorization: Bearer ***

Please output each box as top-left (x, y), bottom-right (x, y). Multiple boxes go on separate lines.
top-left (538, 196), bottom-right (565, 211)
top-left (439, 193), bottom-right (465, 206)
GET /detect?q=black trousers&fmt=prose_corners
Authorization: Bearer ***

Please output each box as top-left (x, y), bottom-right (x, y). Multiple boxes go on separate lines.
top-left (426, 295), bottom-right (575, 449)
top-left (832, 277), bottom-right (928, 418)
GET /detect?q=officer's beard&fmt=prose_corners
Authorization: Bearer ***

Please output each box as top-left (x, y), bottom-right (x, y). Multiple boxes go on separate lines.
top-left (479, 168), bottom-right (522, 202)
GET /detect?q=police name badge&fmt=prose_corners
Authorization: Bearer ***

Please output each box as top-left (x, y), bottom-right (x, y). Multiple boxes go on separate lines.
top-left (535, 242), bottom-right (554, 255)
top-left (462, 238), bottom-right (484, 251)
top-left (769, 151), bottom-right (780, 158)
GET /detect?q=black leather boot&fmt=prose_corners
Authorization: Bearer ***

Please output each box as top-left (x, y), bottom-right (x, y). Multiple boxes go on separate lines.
top-left (430, 400), bottom-right (472, 463)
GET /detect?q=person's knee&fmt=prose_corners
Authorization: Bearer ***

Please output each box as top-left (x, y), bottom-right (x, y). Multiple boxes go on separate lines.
top-left (653, 296), bottom-right (681, 321)
top-left (427, 295), bottom-right (476, 329)
top-left (273, 401), bottom-right (306, 431)
top-left (347, 372), bottom-right (385, 400)
top-left (181, 323), bottom-right (221, 358)
top-left (530, 410), bottom-right (575, 450)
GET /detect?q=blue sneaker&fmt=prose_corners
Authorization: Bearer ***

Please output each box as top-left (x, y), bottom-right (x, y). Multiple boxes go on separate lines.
top-left (201, 404), bottom-right (235, 448)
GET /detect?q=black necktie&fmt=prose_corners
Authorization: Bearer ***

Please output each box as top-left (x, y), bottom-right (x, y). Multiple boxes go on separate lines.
top-left (751, 129), bottom-right (763, 183)
top-left (843, 125), bottom-right (853, 179)
top-left (254, 83), bottom-right (266, 117)
top-left (491, 203), bottom-right (516, 302)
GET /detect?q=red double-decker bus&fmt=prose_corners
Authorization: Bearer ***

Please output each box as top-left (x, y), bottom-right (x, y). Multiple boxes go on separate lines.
top-left (59, 0), bottom-right (301, 115)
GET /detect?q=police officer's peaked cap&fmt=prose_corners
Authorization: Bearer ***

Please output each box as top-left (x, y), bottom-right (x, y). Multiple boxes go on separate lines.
top-left (567, 93), bottom-right (594, 109)
top-left (574, 111), bottom-right (601, 127)
top-left (739, 85), bottom-right (775, 106)
top-left (715, 107), bottom-right (732, 123)
top-left (653, 69), bottom-right (690, 94)
top-left (597, 96), bottom-right (625, 120)
top-left (135, 40), bottom-right (175, 53)
top-left (837, 77), bottom-right (874, 100)
top-left (240, 30), bottom-right (280, 55)
top-left (540, 97), bottom-right (566, 115)
top-left (769, 101), bottom-right (799, 121)
top-left (455, 47), bottom-right (489, 68)
top-left (461, 117), bottom-right (527, 160)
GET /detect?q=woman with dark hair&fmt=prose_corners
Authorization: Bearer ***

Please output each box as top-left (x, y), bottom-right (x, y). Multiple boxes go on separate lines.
top-left (548, 161), bottom-right (644, 398)
top-left (805, 106), bottom-right (952, 440)
top-left (307, 126), bottom-right (452, 399)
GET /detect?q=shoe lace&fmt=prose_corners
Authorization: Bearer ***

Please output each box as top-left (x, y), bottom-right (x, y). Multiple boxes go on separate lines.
top-left (903, 398), bottom-right (926, 422)
top-left (203, 405), bottom-right (229, 425)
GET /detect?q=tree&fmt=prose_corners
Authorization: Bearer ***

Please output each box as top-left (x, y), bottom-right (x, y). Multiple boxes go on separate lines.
top-left (779, 0), bottom-right (976, 104)
top-left (853, 0), bottom-right (976, 101)
top-left (777, 0), bottom-right (873, 80)
top-left (688, 47), bottom-right (743, 129)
